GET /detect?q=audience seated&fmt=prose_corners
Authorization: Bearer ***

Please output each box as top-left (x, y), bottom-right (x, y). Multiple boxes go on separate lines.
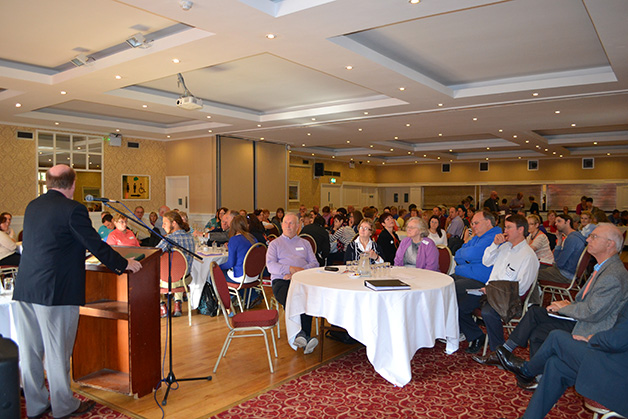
top-left (0, 212), bottom-right (16, 240)
top-left (397, 209), bottom-right (407, 229)
top-left (266, 213), bottom-right (319, 354)
top-left (494, 223), bottom-right (628, 390)
top-left (205, 207), bottom-right (228, 231)
top-left (327, 213), bottom-right (355, 264)
top-left (542, 210), bottom-right (558, 233)
top-left (246, 214), bottom-right (267, 245)
top-left (576, 195), bottom-right (587, 215)
top-left (579, 210), bottom-right (595, 238)
top-left (300, 213), bottom-right (330, 266)
top-left (483, 191), bottom-right (499, 213)
top-left (149, 211), bottom-right (158, 226)
top-left (608, 209), bottom-right (621, 225)
top-left (446, 206), bottom-right (465, 239)
top-left (376, 213), bottom-right (399, 264)
top-left (427, 215), bottom-right (448, 247)
top-left (0, 214), bottom-right (20, 266)
top-left (106, 214), bottom-right (140, 247)
top-left (349, 210), bottom-right (363, 234)
top-left (157, 211), bottom-right (195, 318)
top-left (466, 214), bottom-right (539, 364)
top-left (271, 207), bottom-right (284, 233)
top-left (98, 213), bottom-right (114, 241)
top-left (497, 301), bottom-right (628, 419)
top-left (537, 214), bottom-right (586, 285)
top-left (526, 215), bottom-right (554, 268)
top-left (155, 205), bottom-right (171, 236)
top-left (345, 218), bottom-right (383, 264)
top-left (394, 217), bottom-right (438, 271)
top-left (127, 206), bottom-right (152, 246)
top-left (510, 192), bottom-right (525, 213)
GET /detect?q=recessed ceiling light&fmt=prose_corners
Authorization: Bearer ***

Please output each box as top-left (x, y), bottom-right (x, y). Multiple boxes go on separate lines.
top-left (394, 136), bottom-right (398, 140)
top-left (312, 153), bottom-right (315, 156)
top-left (358, 128), bottom-right (362, 131)
top-left (390, 148), bottom-right (394, 151)
top-left (307, 133), bottom-right (311, 136)
top-left (406, 124), bottom-right (411, 127)
top-left (607, 153), bottom-right (611, 156)
top-left (60, 91), bottom-right (67, 95)
top-left (332, 156), bottom-right (335, 158)
top-left (438, 103), bottom-right (443, 107)
top-left (311, 118), bottom-right (316, 121)
top-left (172, 58), bottom-right (180, 64)
top-left (593, 142), bottom-right (598, 145)
top-left (513, 135), bottom-right (518, 138)
top-left (370, 145), bottom-right (373, 148)
top-left (518, 156), bottom-right (521, 159)
top-left (345, 65), bottom-right (353, 70)
top-left (449, 149), bottom-right (453, 152)
top-left (437, 156), bottom-right (441, 160)
top-left (486, 147), bottom-right (490, 150)
top-left (554, 110), bottom-right (561, 114)
top-left (302, 144), bottom-right (306, 147)
top-left (409, 0), bottom-right (420, 4)
top-left (498, 129), bottom-right (503, 132)
top-left (142, 104), bottom-right (148, 108)
top-left (289, 150), bottom-right (292, 153)
top-left (368, 154), bottom-right (371, 157)
top-left (532, 92), bottom-right (539, 96)
top-left (438, 133), bottom-right (443, 137)
top-left (346, 140), bottom-right (350, 143)
top-left (560, 155), bottom-right (563, 157)
top-left (367, 160), bottom-right (370, 163)
top-left (266, 34), bottom-right (276, 39)
top-left (536, 145), bottom-right (540, 148)
top-left (260, 137), bottom-right (264, 140)
top-left (544, 148), bottom-right (548, 151)
top-left (15, 103), bottom-right (21, 107)
top-left (167, 135), bottom-right (171, 138)
top-left (571, 123), bottom-right (576, 127)
top-left (552, 151), bottom-right (556, 154)
top-left (399, 87), bottom-right (405, 91)
top-left (407, 152), bottom-right (411, 154)
top-left (525, 140), bottom-right (529, 143)
top-left (257, 124), bottom-right (262, 127)
top-left (472, 117), bottom-right (478, 121)
top-left (54, 122), bottom-right (59, 125)
top-left (208, 130), bottom-right (212, 133)
top-left (382, 162), bottom-right (385, 165)
top-left (115, 75), bottom-right (122, 80)
top-left (364, 112), bottom-right (368, 115)
top-left (116, 129), bottom-right (120, 132)
top-left (206, 115), bottom-right (211, 119)
top-left (423, 154), bottom-right (427, 157)
top-left (485, 157), bottom-right (489, 161)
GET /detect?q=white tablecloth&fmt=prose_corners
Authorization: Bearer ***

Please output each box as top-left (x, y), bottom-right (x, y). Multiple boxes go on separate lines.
top-left (286, 266), bottom-right (459, 387)
top-left (189, 251), bottom-right (228, 309)
top-left (0, 292), bottom-right (18, 343)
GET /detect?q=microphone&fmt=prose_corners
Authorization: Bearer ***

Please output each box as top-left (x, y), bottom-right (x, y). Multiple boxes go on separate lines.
top-left (85, 195), bottom-right (120, 203)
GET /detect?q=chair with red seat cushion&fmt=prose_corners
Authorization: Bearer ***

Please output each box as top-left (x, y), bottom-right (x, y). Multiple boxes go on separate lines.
top-left (159, 249), bottom-right (192, 325)
top-left (227, 242), bottom-right (269, 312)
top-left (436, 245), bottom-right (454, 275)
top-left (584, 397), bottom-right (627, 419)
top-left (210, 262), bottom-right (278, 373)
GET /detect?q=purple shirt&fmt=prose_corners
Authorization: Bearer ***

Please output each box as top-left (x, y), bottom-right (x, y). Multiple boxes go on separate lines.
top-left (394, 236), bottom-right (439, 272)
top-left (266, 234), bottom-right (319, 281)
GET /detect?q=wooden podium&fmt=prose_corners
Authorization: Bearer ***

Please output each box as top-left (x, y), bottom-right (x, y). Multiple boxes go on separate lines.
top-left (73, 247), bottom-right (161, 398)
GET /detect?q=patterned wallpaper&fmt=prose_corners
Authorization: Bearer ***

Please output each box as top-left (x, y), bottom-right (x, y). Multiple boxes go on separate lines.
top-left (0, 123), bottom-right (166, 216)
top-left (0, 124), bottom-right (37, 214)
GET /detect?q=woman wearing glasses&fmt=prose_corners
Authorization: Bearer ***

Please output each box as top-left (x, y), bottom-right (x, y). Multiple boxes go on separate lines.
top-left (394, 217), bottom-right (439, 271)
top-left (344, 218), bottom-right (383, 263)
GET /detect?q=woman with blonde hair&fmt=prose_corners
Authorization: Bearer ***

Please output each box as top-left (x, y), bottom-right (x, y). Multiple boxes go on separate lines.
top-left (526, 214), bottom-right (554, 266)
top-left (579, 210), bottom-right (595, 238)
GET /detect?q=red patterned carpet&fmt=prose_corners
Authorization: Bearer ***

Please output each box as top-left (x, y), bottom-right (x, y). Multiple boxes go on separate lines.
top-left (212, 342), bottom-right (591, 419)
top-left (20, 393), bottom-right (132, 419)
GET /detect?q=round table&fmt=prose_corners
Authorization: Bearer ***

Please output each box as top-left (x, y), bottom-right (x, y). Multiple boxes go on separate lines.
top-left (189, 250), bottom-right (228, 309)
top-left (286, 266), bottom-right (459, 387)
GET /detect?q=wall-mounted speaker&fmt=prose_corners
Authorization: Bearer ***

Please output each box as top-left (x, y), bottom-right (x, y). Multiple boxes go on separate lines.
top-left (314, 162), bottom-right (324, 177)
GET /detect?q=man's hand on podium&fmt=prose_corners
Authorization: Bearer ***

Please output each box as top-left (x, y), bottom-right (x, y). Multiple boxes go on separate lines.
top-left (126, 258), bottom-right (143, 273)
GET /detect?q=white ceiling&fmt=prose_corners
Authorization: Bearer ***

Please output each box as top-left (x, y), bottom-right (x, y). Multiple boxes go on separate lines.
top-left (1, 0), bottom-right (627, 165)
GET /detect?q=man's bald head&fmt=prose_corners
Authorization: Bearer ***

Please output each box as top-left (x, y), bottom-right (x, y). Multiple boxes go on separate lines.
top-left (158, 206), bottom-right (170, 216)
top-left (46, 165), bottom-right (76, 198)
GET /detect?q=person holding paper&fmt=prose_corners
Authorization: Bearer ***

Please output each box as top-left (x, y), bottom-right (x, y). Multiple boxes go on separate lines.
top-left (494, 223), bottom-right (628, 390)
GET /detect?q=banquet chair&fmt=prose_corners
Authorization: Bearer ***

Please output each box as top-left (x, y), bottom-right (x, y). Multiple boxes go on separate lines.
top-left (540, 246), bottom-right (590, 302)
top-left (474, 278), bottom-right (538, 357)
top-left (159, 249), bottom-right (192, 326)
top-left (299, 233), bottom-right (317, 255)
top-left (266, 225), bottom-right (279, 237)
top-left (260, 269), bottom-right (282, 338)
top-left (436, 245), bottom-right (454, 275)
top-left (210, 262), bottom-right (278, 373)
top-left (228, 242), bottom-right (268, 312)
top-left (584, 397), bottom-right (627, 419)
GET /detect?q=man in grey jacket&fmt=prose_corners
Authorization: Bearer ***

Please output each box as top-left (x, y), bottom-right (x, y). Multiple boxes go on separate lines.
top-left (493, 223), bottom-right (628, 390)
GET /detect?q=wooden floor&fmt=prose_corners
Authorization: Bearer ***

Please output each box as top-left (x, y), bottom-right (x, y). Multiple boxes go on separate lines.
top-left (72, 293), bottom-right (357, 419)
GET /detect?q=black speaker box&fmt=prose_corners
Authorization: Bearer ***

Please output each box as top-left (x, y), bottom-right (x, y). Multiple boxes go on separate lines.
top-left (314, 162), bottom-right (324, 177)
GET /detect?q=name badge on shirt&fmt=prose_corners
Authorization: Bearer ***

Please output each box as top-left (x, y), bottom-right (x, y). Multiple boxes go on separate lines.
top-left (296, 247), bottom-right (305, 251)
top-left (421, 239), bottom-right (430, 245)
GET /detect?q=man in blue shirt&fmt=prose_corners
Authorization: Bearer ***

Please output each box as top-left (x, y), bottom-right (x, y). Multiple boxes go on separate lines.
top-left (537, 214), bottom-right (586, 284)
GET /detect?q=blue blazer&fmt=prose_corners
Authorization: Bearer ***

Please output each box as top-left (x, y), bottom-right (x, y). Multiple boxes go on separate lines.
top-left (575, 301), bottom-right (628, 416)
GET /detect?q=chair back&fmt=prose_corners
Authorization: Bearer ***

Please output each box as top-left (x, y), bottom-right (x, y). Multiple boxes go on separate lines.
top-left (243, 242), bottom-right (267, 278)
top-left (210, 262), bottom-right (233, 320)
top-left (436, 245), bottom-right (453, 274)
top-left (267, 234), bottom-right (277, 242)
top-left (267, 225), bottom-right (279, 237)
top-left (159, 248), bottom-right (188, 283)
top-left (574, 246), bottom-right (591, 285)
top-left (299, 233), bottom-right (317, 254)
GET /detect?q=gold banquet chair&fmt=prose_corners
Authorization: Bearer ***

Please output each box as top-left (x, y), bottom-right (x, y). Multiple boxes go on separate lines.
top-left (540, 246), bottom-right (590, 302)
top-left (210, 262), bottom-right (279, 373)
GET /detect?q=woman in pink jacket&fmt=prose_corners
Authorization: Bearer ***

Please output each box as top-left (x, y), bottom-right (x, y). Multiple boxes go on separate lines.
top-left (394, 217), bottom-right (439, 271)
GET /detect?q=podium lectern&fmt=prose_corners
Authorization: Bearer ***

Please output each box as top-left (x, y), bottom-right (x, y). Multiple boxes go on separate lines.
top-left (73, 247), bottom-right (161, 398)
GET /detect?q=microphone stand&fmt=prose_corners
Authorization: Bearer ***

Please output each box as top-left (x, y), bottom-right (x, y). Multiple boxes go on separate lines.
top-left (102, 202), bottom-right (211, 406)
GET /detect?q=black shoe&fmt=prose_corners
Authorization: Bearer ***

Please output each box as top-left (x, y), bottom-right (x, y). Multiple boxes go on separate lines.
top-left (496, 346), bottom-right (534, 385)
top-left (57, 400), bottom-right (95, 418)
top-left (465, 335), bottom-right (486, 354)
top-left (472, 351), bottom-right (501, 367)
top-left (517, 377), bottom-right (538, 392)
top-left (27, 404), bottom-right (51, 419)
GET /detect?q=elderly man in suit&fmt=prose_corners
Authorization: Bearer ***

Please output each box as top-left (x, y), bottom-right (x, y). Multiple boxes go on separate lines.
top-left (13, 165), bottom-right (142, 419)
top-left (498, 301), bottom-right (628, 419)
top-left (494, 223), bottom-right (628, 390)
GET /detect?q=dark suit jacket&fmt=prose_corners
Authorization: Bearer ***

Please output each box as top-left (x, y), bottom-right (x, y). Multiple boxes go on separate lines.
top-left (300, 223), bottom-right (331, 264)
top-left (376, 228), bottom-right (399, 264)
top-left (14, 190), bottom-right (128, 306)
top-left (576, 301), bottom-right (628, 416)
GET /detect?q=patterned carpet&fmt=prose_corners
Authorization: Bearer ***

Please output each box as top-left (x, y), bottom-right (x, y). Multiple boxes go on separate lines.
top-left (20, 392), bottom-right (132, 419)
top-left (212, 342), bottom-right (591, 419)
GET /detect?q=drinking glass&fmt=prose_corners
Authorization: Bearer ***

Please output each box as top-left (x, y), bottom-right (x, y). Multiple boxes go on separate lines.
top-left (3, 277), bottom-right (14, 293)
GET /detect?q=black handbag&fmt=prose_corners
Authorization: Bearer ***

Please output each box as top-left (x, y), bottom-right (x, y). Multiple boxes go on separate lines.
top-left (197, 281), bottom-right (219, 317)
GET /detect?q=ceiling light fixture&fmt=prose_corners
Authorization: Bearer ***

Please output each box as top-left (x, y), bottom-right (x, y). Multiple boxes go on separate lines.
top-left (554, 110), bottom-right (561, 114)
top-left (498, 129), bottom-right (503, 132)
top-left (307, 133), bottom-right (311, 136)
top-left (358, 128), bottom-right (362, 131)
top-left (257, 124), bottom-right (262, 127)
top-left (115, 75), bottom-right (122, 79)
top-left (346, 140), bottom-right (350, 143)
top-left (571, 123), bottom-right (576, 127)
top-left (438, 103), bottom-right (443, 107)
top-left (311, 118), bottom-right (316, 121)
top-left (472, 117), bottom-right (478, 121)
top-left (399, 87), bottom-right (405, 91)
top-left (116, 129), bottom-right (120, 132)
top-left (390, 148), bottom-right (394, 151)
top-left (126, 33), bottom-right (152, 49)
top-left (142, 104), bottom-right (148, 108)
top-left (15, 103), bottom-right (21, 108)
top-left (172, 58), bottom-right (180, 64)
top-left (532, 92), bottom-right (539, 96)
top-left (206, 115), bottom-right (211, 118)
top-left (345, 65), bottom-right (353, 70)
top-left (54, 122), bottom-right (59, 125)
top-left (266, 33), bottom-right (276, 39)
top-left (593, 142), bottom-right (598, 145)
top-left (560, 155), bottom-right (563, 158)
top-left (167, 135), bottom-right (171, 138)
top-left (60, 91), bottom-right (67, 95)
top-left (513, 135), bottom-right (517, 138)
top-left (438, 133), bottom-right (443, 136)
top-left (406, 124), bottom-right (411, 127)
top-left (409, 0), bottom-right (420, 4)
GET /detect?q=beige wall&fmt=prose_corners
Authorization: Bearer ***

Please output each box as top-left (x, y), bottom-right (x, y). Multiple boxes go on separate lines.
top-left (165, 136), bottom-right (217, 214)
top-left (375, 157), bottom-right (628, 184)
top-left (0, 124), bottom-right (37, 214)
top-left (288, 156), bottom-right (377, 210)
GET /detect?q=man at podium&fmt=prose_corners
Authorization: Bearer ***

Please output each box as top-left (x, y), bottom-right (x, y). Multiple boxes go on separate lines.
top-left (13, 164), bottom-right (143, 419)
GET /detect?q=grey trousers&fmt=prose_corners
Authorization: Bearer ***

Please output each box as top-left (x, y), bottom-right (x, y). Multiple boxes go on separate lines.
top-left (14, 302), bottom-right (81, 418)
top-left (538, 265), bottom-right (571, 284)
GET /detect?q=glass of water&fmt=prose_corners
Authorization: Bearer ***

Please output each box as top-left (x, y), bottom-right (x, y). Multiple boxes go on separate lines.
top-left (3, 277), bottom-right (14, 293)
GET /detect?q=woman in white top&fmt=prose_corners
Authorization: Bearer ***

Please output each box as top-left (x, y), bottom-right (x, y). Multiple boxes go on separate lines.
top-left (0, 214), bottom-right (20, 266)
top-left (579, 210), bottom-right (595, 238)
top-left (427, 215), bottom-right (448, 247)
top-left (526, 214), bottom-right (554, 266)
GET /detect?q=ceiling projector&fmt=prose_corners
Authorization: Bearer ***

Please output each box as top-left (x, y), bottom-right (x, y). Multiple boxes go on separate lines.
top-left (176, 95), bottom-right (203, 110)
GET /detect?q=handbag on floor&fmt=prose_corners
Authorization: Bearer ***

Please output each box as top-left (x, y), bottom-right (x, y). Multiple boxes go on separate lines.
top-left (197, 281), bottom-right (219, 317)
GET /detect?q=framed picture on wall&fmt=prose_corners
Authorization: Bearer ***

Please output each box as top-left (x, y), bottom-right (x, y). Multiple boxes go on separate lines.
top-left (122, 175), bottom-right (150, 200)
top-left (288, 181), bottom-right (300, 202)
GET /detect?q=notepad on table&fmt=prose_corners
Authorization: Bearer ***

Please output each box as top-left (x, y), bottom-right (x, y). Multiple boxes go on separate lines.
top-left (364, 279), bottom-right (411, 291)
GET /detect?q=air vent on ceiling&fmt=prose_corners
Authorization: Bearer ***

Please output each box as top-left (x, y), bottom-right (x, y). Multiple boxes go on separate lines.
top-left (479, 162), bottom-right (489, 172)
top-left (442, 163), bottom-right (451, 173)
top-left (127, 141), bottom-right (140, 149)
top-left (17, 130), bottom-right (34, 140)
